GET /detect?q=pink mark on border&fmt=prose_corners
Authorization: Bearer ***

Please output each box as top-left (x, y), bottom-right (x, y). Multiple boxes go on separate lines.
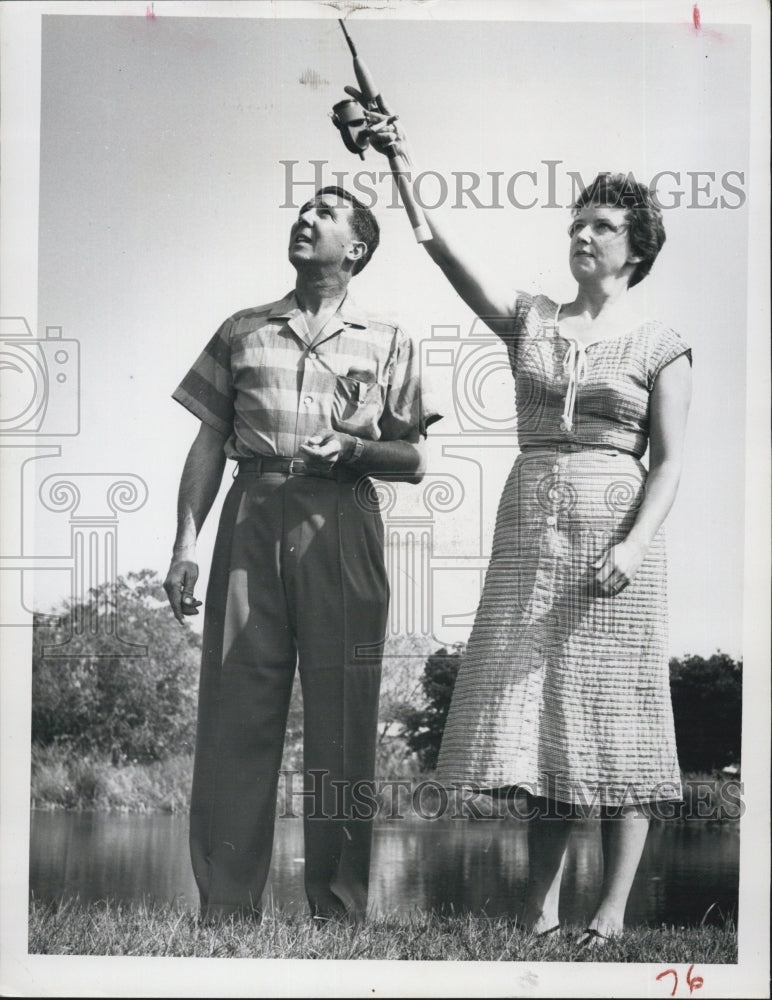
top-left (689, 3), bottom-right (727, 42)
top-left (146, 2), bottom-right (156, 18)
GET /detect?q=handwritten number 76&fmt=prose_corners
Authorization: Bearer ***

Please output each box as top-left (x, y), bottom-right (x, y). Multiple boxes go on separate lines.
top-left (656, 964), bottom-right (704, 996)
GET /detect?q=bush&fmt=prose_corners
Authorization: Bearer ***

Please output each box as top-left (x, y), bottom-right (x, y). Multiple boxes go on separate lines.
top-left (402, 646), bottom-right (464, 772)
top-left (31, 570), bottom-right (201, 763)
top-left (669, 652), bottom-right (742, 772)
top-left (30, 743), bottom-right (194, 811)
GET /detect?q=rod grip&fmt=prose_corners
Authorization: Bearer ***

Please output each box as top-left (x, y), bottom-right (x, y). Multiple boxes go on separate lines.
top-left (390, 153), bottom-right (431, 244)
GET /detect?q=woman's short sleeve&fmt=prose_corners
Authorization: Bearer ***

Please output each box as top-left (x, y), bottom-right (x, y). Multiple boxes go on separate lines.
top-left (647, 326), bottom-right (692, 390)
top-left (511, 291), bottom-right (535, 340)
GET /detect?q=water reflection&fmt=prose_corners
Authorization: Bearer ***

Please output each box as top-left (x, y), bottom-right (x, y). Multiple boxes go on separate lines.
top-left (30, 811), bottom-right (738, 927)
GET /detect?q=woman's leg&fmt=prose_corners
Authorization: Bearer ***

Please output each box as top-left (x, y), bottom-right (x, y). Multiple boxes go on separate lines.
top-left (523, 804), bottom-right (576, 932)
top-left (586, 807), bottom-right (650, 936)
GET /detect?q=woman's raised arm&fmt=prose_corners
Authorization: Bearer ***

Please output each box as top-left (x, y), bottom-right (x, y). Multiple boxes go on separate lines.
top-left (371, 123), bottom-right (518, 336)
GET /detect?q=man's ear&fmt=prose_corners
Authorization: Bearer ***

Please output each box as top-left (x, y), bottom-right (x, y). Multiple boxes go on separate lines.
top-left (347, 240), bottom-right (367, 266)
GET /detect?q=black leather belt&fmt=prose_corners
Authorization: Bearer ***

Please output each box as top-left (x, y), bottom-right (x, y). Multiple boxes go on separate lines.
top-left (236, 456), bottom-right (353, 480)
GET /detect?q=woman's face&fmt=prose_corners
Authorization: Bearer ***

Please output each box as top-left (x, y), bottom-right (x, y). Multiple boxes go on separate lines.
top-left (568, 204), bottom-right (639, 285)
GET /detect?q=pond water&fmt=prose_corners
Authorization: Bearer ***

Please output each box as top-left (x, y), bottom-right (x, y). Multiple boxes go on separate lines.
top-left (30, 811), bottom-right (738, 927)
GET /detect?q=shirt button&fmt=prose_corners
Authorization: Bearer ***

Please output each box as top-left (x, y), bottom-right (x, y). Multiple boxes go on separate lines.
top-left (546, 515), bottom-right (557, 527)
top-left (552, 464), bottom-right (560, 473)
top-left (308, 351), bottom-right (317, 360)
top-left (303, 396), bottom-right (313, 406)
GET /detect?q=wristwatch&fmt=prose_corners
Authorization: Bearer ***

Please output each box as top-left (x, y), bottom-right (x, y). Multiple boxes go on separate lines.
top-left (348, 437), bottom-right (365, 465)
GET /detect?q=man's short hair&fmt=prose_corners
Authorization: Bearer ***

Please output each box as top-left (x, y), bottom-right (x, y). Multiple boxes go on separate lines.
top-left (316, 186), bottom-right (380, 275)
top-left (571, 173), bottom-right (666, 288)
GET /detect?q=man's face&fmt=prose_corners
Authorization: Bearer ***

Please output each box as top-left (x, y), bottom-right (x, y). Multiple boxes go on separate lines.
top-left (288, 193), bottom-right (364, 273)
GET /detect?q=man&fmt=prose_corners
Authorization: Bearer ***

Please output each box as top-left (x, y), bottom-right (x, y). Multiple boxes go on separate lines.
top-left (164, 187), bottom-right (440, 922)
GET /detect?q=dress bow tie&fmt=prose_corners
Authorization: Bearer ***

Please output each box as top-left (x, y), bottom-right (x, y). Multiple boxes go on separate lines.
top-left (560, 340), bottom-right (588, 434)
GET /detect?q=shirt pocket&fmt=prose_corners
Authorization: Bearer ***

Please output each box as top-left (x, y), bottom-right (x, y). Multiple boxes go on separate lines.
top-left (331, 369), bottom-right (384, 436)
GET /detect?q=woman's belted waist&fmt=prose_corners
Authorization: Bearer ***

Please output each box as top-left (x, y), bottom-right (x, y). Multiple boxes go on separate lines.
top-left (519, 442), bottom-right (638, 457)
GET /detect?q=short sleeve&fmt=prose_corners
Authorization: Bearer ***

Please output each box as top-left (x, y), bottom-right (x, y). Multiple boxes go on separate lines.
top-left (379, 328), bottom-right (443, 441)
top-left (505, 292), bottom-right (556, 367)
top-left (481, 291), bottom-right (531, 351)
top-left (512, 292), bottom-right (536, 339)
top-left (647, 326), bottom-right (692, 390)
top-left (172, 319), bottom-right (235, 434)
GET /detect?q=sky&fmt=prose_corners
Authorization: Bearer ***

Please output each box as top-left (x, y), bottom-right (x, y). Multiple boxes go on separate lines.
top-left (7, 5), bottom-right (755, 659)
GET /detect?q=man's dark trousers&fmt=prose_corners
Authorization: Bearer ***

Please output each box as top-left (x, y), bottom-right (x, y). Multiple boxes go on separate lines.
top-left (189, 468), bottom-right (387, 921)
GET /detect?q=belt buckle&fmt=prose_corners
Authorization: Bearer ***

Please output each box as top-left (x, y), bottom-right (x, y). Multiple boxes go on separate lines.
top-left (288, 459), bottom-right (306, 476)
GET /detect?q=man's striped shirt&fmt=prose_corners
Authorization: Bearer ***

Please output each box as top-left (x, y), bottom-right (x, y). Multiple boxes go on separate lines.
top-left (173, 290), bottom-right (441, 459)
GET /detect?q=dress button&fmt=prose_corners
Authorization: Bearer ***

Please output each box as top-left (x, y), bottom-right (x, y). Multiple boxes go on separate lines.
top-left (552, 464), bottom-right (560, 473)
top-left (546, 515), bottom-right (557, 527)
top-left (303, 396), bottom-right (313, 406)
top-left (308, 351), bottom-right (317, 360)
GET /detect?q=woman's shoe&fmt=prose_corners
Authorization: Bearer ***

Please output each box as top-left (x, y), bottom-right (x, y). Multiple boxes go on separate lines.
top-left (534, 924), bottom-right (562, 939)
top-left (575, 927), bottom-right (617, 951)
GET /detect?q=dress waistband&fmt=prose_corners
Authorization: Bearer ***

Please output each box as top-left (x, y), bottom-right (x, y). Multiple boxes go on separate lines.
top-left (235, 456), bottom-right (358, 481)
top-left (519, 442), bottom-right (636, 456)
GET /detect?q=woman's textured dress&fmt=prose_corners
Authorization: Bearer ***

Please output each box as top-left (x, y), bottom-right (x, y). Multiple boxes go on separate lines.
top-left (435, 293), bottom-right (692, 807)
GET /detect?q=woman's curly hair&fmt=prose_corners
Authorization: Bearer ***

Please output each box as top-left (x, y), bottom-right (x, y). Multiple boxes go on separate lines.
top-left (572, 173), bottom-right (666, 288)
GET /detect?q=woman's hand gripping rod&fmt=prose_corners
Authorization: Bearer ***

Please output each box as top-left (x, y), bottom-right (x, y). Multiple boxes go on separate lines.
top-left (331, 20), bottom-right (431, 243)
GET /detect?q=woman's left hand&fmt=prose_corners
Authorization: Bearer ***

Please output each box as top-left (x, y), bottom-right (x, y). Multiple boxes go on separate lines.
top-left (592, 540), bottom-right (647, 597)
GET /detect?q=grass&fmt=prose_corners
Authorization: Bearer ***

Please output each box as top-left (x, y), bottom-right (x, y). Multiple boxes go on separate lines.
top-left (28, 897), bottom-right (737, 962)
top-left (30, 745), bottom-right (193, 812)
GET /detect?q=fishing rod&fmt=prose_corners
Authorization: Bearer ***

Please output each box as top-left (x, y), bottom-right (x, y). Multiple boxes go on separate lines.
top-left (331, 20), bottom-right (431, 243)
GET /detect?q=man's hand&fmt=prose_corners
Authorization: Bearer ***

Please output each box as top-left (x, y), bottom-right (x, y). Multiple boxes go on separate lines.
top-left (299, 431), bottom-right (356, 470)
top-left (164, 557), bottom-right (202, 623)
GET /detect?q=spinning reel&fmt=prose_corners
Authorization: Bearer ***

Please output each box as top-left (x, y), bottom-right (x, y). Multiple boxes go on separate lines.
top-left (329, 20), bottom-right (430, 242)
top-left (330, 21), bottom-right (396, 159)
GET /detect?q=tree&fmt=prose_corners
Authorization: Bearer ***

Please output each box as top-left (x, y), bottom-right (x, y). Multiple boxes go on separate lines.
top-left (279, 633), bottom-right (436, 777)
top-left (402, 645), bottom-right (464, 771)
top-left (400, 646), bottom-right (743, 776)
top-left (31, 570), bottom-right (201, 762)
top-left (370, 633), bottom-right (435, 775)
top-left (669, 652), bottom-right (742, 771)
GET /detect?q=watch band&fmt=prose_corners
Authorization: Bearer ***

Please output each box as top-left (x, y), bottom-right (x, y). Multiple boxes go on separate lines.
top-left (348, 437), bottom-right (365, 465)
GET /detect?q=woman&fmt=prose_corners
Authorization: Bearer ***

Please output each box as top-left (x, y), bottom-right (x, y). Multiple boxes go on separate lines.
top-left (373, 129), bottom-right (692, 946)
